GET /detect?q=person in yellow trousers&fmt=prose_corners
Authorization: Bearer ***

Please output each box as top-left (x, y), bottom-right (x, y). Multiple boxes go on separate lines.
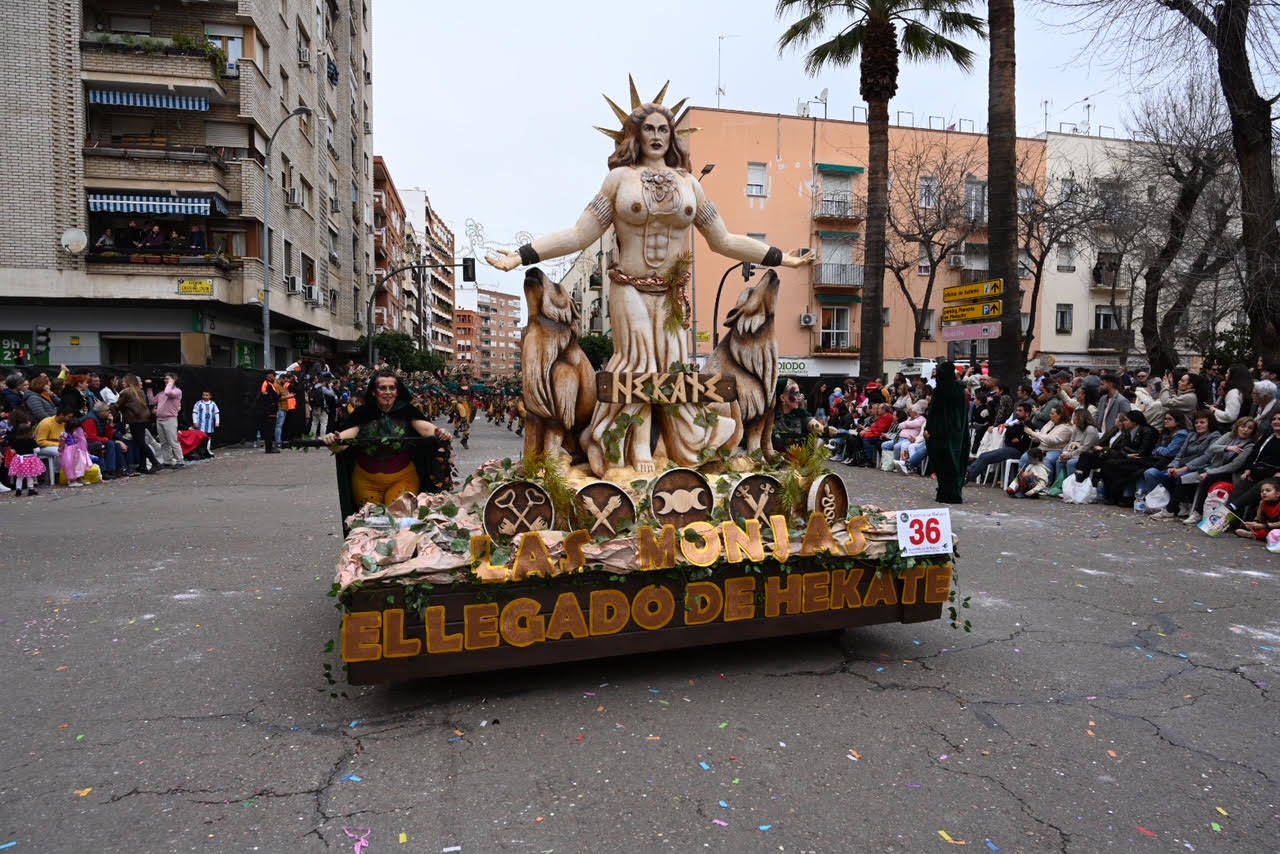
top-left (322, 370), bottom-right (453, 514)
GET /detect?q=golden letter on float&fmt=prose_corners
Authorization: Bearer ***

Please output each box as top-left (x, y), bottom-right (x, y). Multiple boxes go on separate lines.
top-left (631, 585), bottom-right (676, 630)
top-left (723, 575), bottom-right (757, 621)
top-left (381, 608), bottom-right (422, 658)
top-left (800, 512), bottom-right (844, 557)
top-left (342, 611), bottom-right (382, 662)
top-left (683, 581), bottom-right (724, 625)
top-left (680, 521), bottom-right (722, 566)
top-left (470, 535), bottom-right (510, 582)
top-left (561, 530), bottom-right (591, 574)
top-left (546, 592), bottom-right (590, 640)
top-left (638, 524), bottom-right (679, 571)
top-left (511, 532), bottom-right (556, 581)
top-left (425, 605), bottom-right (463, 653)
top-left (463, 603), bottom-right (501, 649)
top-left (500, 597), bottom-right (547, 648)
top-left (830, 568), bottom-right (864, 609)
top-left (863, 571), bottom-right (899, 608)
top-left (924, 565), bottom-right (953, 603)
top-left (720, 519), bottom-right (766, 564)
top-left (589, 589), bottom-right (630, 635)
top-left (899, 566), bottom-right (925, 605)
top-left (768, 515), bottom-right (791, 563)
top-left (844, 515), bottom-right (870, 555)
top-left (802, 571), bottom-right (832, 613)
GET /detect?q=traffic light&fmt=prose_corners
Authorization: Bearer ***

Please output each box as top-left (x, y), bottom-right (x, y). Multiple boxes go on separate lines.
top-left (14, 348), bottom-right (26, 366)
top-left (32, 326), bottom-right (51, 355)
top-left (741, 261), bottom-right (755, 281)
top-left (461, 257), bottom-right (476, 283)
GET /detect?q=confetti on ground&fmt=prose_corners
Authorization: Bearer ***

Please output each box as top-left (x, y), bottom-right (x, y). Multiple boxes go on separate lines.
top-left (876, 666), bottom-right (886, 672)
top-left (732, 777), bottom-right (741, 784)
top-left (729, 755), bottom-right (738, 761)
top-left (397, 832), bottom-right (407, 843)
top-left (596, 705), bottom-right (605, 712)
top-left (985, 841), bottom-right (999, 851)
top-left (712, 819), bottom-right (728, 827)
top-left (342, 826), bottom-right (371, 854)
top-left (719, 800), bottom-right (729, 808)
top-left (575, 735), bottom-right (585, 742)
top-left (718, 721), bottom-right (729, 729)
top-left (938, 829), bottom-right (966, 844)
top-left (848, 750), bottom-right (861, 761)
top-left (646, 735), bottom-right (661, 741)
top-left (699, 761), bottom-right (711, 770)
top-left (939, 754), bottom-right (949, 761)
top-left (1210, 822), bottom-right (1222, 832)
top-left (453, 729), bottom-right (465, 736)
top-left (1107, 750), bottom-right (1118, 758)
top-left (1215, 807), bottom-right (1229, 816)
top-left (349, 720), bottom-right (360, 728)
top-left (441, 847), bottom-right (460, 853)
top-left (448, 736), bottom-right (462, 743)
top-left (758, 825), bottom-right (772, 831)
top-left (658, 699), bottom-right (670, 706)
top-left (0, 843), bottom-right (16, 850)
top-left (1086, 730), bottom-right (1095, 737)
top-left (73, 788), bottom-right (92, 797)
top-left (648, 688), bottom-right (660, 694)
top-left (340, 773), bottom-right (363, 782)
top-left (583, 691), bottom-right (596, 697)
top-left (1136, 825), bottom-right (1157, 838)
top-left (535, 816), bottom-right (544, 823)
top-left (779, 741), bottom-right (786, 747)
top-left (75, 735), bottom-right (85, 742)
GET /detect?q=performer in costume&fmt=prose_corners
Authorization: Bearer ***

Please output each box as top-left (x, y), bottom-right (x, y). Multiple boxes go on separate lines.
top-left (925, 360), bottom-right (969, 504)
top-left (323, 371), bottom-right (453, 516)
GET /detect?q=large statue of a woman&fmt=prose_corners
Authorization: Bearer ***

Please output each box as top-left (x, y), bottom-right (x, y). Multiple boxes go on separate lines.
top-left (489, 82), bottom-right (811, 475)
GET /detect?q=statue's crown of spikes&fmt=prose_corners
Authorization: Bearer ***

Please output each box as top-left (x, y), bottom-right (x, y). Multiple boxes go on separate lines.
top-left (594, 75), bottom-right (699, 142)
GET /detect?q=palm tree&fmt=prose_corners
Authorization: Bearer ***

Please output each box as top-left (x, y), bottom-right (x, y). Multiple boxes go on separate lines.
top-left (777, 0), bottom-right (985, 382)
top-left (986, 0), bottom-right (1020, 388)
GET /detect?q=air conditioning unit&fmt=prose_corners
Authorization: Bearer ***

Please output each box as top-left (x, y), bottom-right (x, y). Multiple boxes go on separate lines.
top-left (285, 187), bottom-right (302, 208)
top-left (949, 254), bottom-right (966, 268)
top-left (285, 275), bottom-right (300, 293)
top-left (329, 197), bottom-right (340, 213)
top-left (362, 121), bottom-right (372, 135)
top-left (303, 284), bottom-right (318, 303)
top-left (367, 272), bottom-right (378, 286)
top-left (365, 223), bottom-right (374, 235)
top-left (799, 312), bottom-right (818, 328)
top-left (298, 46), bottom-right (311, 67)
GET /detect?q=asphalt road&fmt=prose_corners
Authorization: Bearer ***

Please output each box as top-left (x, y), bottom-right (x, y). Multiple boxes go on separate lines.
top-left (2, 418), bottom-right (1276, 853)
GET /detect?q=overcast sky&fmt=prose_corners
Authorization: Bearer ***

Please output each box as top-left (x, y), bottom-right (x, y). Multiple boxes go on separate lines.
top-left (371, 0), bottom-right (1136, 308)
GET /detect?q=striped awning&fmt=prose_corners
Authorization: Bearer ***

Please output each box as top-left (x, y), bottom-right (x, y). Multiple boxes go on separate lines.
top-left (88, 89), bottom-right (210, 111)
top-left (88, 194), bottom-right (211, 215)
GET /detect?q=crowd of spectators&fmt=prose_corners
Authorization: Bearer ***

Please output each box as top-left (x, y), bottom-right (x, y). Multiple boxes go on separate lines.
top-left (92, 221), bottom-right (209, 255)
top-left (778, 358), bottom-right (1280, 547)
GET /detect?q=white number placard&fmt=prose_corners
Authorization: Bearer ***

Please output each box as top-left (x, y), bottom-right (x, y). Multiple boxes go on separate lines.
top-left (896, 508), bottom-right (953, 557)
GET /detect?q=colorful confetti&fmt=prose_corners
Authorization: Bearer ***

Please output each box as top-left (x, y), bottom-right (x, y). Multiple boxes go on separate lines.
top-left (73, 788), bottom-right (92, 797)
top-left (719, 800), bottom-right (729, 808)
top-left (1136, 825), bottom-right (1157, 838)
top-left (699, 761), bottom-right (711, 771)
top-left (758, 825), bottom-right (772, 831)
top-left (985, 841), bottom-right (999, 851)
top-left (1210, 822), bottom-right (1222, 832)
top-left (1215, 807), bottom-right (1229, 816)
top-left (938, 829), bottom-right (966, 844)
top-left (712, 819), bottom-right (728, 827)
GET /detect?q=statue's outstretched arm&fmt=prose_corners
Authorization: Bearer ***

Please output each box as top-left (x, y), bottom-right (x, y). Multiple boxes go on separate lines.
top-left (693, 182), bottom-right (813, 269)
top-left (487, 175), bottom-right (618, 272)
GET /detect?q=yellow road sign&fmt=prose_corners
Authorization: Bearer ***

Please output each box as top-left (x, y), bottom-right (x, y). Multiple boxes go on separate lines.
top-left (943, 278), bottom-right (1003, 303)
top-left (942, 300), bottom-right (1003, 322)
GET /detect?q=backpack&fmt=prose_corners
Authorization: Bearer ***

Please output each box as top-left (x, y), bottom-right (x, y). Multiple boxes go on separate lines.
top-left (307, 385), bottom-right (325, 407)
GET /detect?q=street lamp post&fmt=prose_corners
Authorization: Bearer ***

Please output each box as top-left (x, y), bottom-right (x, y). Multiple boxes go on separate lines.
top-left (712, 260), bottom-right (753, 348)
top-left (261, 106), bottom-right (313, 370)
top-left (366, 258), bottom-right (475, 366)
top-left (690, 163), bottom-right (715, 363)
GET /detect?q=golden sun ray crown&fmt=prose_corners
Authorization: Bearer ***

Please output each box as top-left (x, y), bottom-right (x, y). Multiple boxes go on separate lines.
top-left (594, 74), bottom-right (699, 142)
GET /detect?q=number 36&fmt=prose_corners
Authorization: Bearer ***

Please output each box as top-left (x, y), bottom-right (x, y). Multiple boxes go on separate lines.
top-left (908, 516), bottom-right (942, 545)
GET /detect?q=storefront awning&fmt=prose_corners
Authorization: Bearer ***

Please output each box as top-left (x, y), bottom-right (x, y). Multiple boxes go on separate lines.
top-left (816, 293), bottom-right (862, 304)
top-left (88, 89), bottom-right (210, 111)
top-left (88, 194), bottom-right (211, 215)
top-left (816, 162), bottom-right (864, 174)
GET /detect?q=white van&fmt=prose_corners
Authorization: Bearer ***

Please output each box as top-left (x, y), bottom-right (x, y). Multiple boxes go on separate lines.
top-left (894, 358), bottom-right (937, 381)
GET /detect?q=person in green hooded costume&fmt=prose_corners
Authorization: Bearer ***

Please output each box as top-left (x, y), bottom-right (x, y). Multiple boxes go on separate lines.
top-left (925, 360), bottom-right (968, 504)
top-left (323, 370), bottom-right (454, 520)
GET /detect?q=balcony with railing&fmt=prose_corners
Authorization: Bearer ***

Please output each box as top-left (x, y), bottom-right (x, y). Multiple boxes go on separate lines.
top-left (814, 332), bottom-right (860, 355)
top-left (1088, 328), bottom-right (1135, 351)
top-left (813, 263), bottom-right (864, 287)
top-left (812, 192), bottom-right (864, 221)
top-left (80, 33), bottom-right (228, 101)
top-left (83, 139), bottom-right (228, 193)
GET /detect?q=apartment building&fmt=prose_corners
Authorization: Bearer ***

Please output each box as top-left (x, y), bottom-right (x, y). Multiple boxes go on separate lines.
top-left (680, 106), bottom-right (1045, 378)
top-left (418, 194), bottom-right (456, 358)
top-left (371, 155), bottom-right (405, 334)
top-left (474, 287), bottom-right (520, 380)
top-left (453, 308), bottom-right (477, 372)
top-left (0, 0), bottom-right (374, 368)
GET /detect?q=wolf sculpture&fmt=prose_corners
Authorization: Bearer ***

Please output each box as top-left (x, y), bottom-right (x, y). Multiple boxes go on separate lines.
top-left (703, 269), bottom-right (780, 458)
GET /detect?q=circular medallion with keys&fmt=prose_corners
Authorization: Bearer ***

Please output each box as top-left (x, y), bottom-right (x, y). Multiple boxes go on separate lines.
top-left (483, 481), bottom-right (556, 538)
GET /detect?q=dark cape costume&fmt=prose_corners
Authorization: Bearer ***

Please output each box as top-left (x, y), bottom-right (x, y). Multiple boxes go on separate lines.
top-left (334, 375), bottom-right (453, 521)
top-left (926, 361), bottom-right (969, 504)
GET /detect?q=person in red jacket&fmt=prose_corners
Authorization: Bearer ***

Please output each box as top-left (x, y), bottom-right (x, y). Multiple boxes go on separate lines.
top-left (858, 403), bottom-right (897, 467)
top-left (82, 402), bottom-right (128, 478)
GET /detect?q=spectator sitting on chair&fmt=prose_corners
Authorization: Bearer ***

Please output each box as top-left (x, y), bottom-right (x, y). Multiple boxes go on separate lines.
top-left (1144, 410), bottom-right (1219, 514)
top-left (1174, 417), bottom-right (1257, 525)
top-left (1022, 404), bottom-right (1073, 479)
top-left (1225, 411), bottom-right (1280, 521)
top-left (82, 401), bottom-right (127, 478)
top-left (35, 408), bottom-right (72, 467)
top-left (858, 403), bottom-right (897, 467)
top-left (966, 403), bottom-right (1033, 483)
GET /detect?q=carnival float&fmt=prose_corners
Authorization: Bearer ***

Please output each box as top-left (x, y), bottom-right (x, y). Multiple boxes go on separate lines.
top-left (327, 79), bottom-right (960, 685)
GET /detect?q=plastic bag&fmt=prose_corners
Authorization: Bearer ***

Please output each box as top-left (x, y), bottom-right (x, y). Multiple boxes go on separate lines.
top-left (1046, 468), bottom-right (1068, 497)
top-left (880, 448), bottom-right (896, 472)
top-left (1144, 484), bottom-right (1171, 511)
top-left (1267, 529), bottom-right (1280, 553)
top-left (975, 426), bottom-right (1004, 457)
top-left (1198, 504), bottom-right (1233, 537)
top-left (1061, 475), bottom-right (1097, 505)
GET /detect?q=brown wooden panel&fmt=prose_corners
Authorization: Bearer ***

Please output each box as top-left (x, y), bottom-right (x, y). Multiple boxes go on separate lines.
top-left (340, 562), bottom-right (950, 684)
top-left (596, 371), bottom-right (737, 404)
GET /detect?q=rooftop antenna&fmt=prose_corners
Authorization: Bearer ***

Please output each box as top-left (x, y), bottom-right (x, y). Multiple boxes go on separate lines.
top-left (716, 34), bottom-right (740, 108)
top-left (815, 87), bottom-right (828, 119)
top-left (1041, 99), bottom-right (1051, 134)
top-left (1082, 97), bottom-right (1093, 135)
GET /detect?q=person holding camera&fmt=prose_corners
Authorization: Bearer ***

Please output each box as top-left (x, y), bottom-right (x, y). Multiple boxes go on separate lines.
top-left (148, 373), bottom-right (184, 468)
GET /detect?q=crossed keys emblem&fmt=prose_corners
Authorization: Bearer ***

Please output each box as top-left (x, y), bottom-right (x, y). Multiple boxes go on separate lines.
top-left (483, 481), bottom-right (554, 538)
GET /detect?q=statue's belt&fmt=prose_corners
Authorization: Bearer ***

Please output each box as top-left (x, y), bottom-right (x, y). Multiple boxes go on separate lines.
top-left (609, 268), bottom-right (690, 294)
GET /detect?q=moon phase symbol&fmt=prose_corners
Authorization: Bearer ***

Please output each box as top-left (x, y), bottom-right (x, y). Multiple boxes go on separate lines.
top-left (653, 488), bottom-right (708, 514)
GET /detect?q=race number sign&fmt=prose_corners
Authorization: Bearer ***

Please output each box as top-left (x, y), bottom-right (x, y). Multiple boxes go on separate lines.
top-left (896, 508), bottom-right (953, 557)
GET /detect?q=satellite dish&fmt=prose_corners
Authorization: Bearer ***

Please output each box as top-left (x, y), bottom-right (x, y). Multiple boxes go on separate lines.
top-left (818, 88), bottom-right (829, 103)
top-left (61, 228), bottom-right (88, 255)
